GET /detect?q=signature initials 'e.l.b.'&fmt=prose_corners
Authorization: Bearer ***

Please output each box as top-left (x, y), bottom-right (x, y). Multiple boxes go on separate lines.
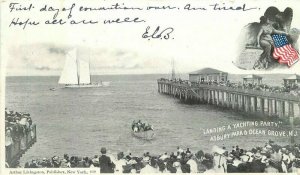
top-left (142, 26), bottom-right (174, 40)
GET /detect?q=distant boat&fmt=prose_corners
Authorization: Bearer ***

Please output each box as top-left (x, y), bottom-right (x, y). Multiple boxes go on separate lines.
top-left (49, 88), bottom-right (56, 91)
top-left (58, 49), bottom-right (110, 88)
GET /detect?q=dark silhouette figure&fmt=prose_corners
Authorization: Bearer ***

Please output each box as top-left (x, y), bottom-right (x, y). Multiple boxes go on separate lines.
top-left (99, 147), bottom-right (115, 173)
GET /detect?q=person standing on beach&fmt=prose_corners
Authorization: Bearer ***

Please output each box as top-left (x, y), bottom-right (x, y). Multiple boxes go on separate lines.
top-left (99, 147), bottom-right (115, 173)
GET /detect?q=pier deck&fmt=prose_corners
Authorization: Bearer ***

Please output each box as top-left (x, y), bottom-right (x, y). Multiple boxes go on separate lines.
top-left (158, 80), bottom-right (300, 119)
top-left (6, 124), bottom-right (37, 167)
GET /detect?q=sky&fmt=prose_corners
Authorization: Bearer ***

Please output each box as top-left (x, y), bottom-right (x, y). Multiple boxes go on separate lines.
top-left (1, 0), bottom-right (300, 76)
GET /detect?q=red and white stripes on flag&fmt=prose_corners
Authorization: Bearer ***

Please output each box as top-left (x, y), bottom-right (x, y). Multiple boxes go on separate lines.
top-left (272, 34), bottom-right (299, 67)
top-left (273, 44), bottom-right (299, 67)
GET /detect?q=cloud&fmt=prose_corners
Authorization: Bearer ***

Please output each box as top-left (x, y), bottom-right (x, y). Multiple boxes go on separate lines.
top-left (7, 44), bottom-right (68, 71)
top-left (35, 66), bottom-right (51, 70)
top-left (48, 47), bottom-right (67, 55)
top-left (6, 43), bottom-right (170, 75)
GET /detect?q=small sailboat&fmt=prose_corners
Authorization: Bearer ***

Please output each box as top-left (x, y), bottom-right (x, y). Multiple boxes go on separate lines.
top-left (58, 49), bottom-right (110, 88)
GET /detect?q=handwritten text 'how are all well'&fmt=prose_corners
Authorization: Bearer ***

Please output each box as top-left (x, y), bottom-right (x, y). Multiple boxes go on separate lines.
top-left (8, 2), bottom-right (258, 40)
top-left (8, 3), bottom-right (147, 29)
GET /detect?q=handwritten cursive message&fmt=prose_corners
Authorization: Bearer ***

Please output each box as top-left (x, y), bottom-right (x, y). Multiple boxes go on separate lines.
top-left (8, 1), bottom-right (260, 40)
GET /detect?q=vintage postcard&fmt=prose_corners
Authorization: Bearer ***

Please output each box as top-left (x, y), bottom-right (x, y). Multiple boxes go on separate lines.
top-left (1, 0), bottom-right (300, 174)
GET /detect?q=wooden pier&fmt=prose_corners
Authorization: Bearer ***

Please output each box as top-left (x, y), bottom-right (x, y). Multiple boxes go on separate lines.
top-left (5, 124), bottom-right (37, 167)
top-left (157, 80), bottom-right (300, 119)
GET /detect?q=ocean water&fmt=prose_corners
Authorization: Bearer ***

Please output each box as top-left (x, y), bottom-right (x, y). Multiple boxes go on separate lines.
top-left (5, 74), bottom-right (300, 164)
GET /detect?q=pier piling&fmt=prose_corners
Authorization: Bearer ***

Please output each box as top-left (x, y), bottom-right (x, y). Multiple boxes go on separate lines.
top-left (158, 80), bottom-right (300, 119)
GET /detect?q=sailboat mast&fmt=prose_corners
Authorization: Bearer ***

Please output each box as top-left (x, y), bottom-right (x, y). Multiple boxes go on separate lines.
top-left (89, 60), bottom-right (91, 84)
top-left (171, 58), bottom-right (175, 80)
top-left (76, 50), bottom-right (80, 85)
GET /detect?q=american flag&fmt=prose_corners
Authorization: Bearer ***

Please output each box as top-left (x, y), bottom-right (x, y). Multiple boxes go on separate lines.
top-left (272, 34), bottom-right (299, 67)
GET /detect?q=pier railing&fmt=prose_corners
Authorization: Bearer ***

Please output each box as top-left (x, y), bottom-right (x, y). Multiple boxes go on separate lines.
top-left (6, 124), bottom-right (37, 167)
top-left (194, 84), bottom-right (299, 102)
top-left (158, 80), bottom-right (300, 102)
top-left (157, 80), bottom-right (300, 119)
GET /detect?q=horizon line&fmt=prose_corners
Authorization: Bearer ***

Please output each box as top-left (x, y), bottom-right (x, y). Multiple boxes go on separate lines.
top-left (5, 72), bottom-right (293, 77)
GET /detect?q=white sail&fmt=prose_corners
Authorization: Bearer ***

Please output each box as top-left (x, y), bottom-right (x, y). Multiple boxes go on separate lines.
top-left (58, 49), bottom-right (78, 85)
top-left (78, 59), bottom-right (91, 84)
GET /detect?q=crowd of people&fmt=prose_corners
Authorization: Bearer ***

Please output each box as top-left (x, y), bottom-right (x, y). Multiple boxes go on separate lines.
top-left (159, 78), bottom-right (300, 97)
top-left (5, 108), bottom-right (34, 148)
top-left (131, 120), bottom-right (153, 132)
top-left (23, 140), bottom-right (300, 173)
top-left (201, 80), bottom-right (299, 97)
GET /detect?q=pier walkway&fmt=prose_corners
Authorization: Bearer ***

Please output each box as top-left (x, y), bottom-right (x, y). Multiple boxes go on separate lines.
top-left (157, 79), bottom-right (300, 119)
top-left (6, 124), bottom-right (37, 167)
